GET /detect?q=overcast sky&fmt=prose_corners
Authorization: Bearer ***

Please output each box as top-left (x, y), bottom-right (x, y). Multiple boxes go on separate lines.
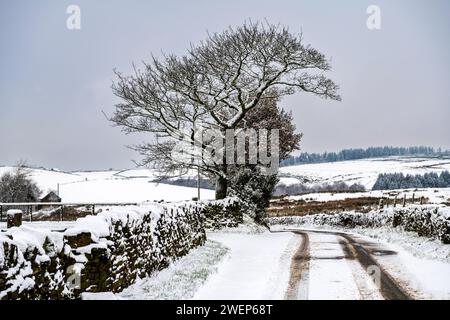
top-left (0, 0), bottom-right (449, 170)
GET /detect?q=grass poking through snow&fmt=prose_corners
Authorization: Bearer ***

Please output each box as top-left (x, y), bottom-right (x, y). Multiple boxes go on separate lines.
top-left (118, 240), bottom-right (228, 300)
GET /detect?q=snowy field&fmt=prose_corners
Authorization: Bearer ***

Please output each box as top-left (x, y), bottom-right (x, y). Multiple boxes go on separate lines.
top-left (279, 156), bottom-right (450, 190)
top-left (0, 166), bottom-right (213, 203)
top-left (278, 188), bottom-right (450, 204)
top-left (2, 155), bottom-right (449, 204)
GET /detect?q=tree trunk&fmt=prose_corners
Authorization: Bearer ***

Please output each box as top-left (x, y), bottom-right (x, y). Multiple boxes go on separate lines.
top-left (215, 175), bottom-right (228, 200)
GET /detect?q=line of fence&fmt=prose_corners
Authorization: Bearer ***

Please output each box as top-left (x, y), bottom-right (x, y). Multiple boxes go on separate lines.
top-left (378, 193), bottom-right (425, 209)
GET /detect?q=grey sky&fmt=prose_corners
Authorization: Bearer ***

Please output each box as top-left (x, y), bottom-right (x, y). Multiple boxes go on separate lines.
top-left (0, 0), bottom-right (449, 170)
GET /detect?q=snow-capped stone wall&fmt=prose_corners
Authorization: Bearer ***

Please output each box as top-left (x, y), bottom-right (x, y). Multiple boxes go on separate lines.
top-left (0, 198), bottom-right (242, 300)
top-left (267, 205), bottom-right (450, 244)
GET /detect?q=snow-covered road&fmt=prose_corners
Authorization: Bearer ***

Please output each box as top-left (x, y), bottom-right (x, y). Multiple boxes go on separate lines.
top-left (107, 227), bottom-right (450, 300)
top-left (192, 229), bottom-right (450, 300)
top-left (286, 230), bottom-right (405, 299)
top-left (279, 228), bottom-right (450, 300)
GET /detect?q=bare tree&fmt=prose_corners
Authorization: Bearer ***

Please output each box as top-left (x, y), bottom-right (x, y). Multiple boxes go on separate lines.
top-left (0, 161), bottom-right (41, 203)
top-left (111, 21), bottom-right (340, 199)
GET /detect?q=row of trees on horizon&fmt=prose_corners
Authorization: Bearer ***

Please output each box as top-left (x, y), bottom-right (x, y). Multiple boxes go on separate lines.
top-left (281, 146), bottom-right (449, 167)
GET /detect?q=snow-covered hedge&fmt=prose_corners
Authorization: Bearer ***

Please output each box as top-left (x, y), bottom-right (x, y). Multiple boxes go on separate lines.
top-left (0, 198), bottom-right (242, 299)
top-left (266, 205), bottom-right (450, 244)
top-left (392, 206), bottom-right (450, 243)
top-left (202, 197), bottom-right (243, 230)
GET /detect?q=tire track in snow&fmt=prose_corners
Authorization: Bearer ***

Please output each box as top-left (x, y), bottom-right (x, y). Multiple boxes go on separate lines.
top-left (284, 231), bottom-right (310, 300)
top-left (338, 237), bottom-right (384, 299)
top-left (278, 228), bottom-right (413, 300)
top-left (338, 233), bottom-right (412, 300)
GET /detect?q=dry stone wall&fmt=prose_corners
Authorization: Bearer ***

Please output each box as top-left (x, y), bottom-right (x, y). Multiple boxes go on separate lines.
top-left (0, 198), bottom-right (242, 299)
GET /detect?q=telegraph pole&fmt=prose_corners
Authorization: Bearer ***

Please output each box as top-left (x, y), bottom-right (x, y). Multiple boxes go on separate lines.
top-left (197, 162), bottom-right (201, 201)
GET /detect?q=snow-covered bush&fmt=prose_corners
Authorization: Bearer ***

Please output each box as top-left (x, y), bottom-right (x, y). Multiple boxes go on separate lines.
top-left (228, 166), bottom-right (279, 222)
top-left (392, 206), bottom-right (450, 244)
top-left (267, 211), bottom-right (391, 229)
top-left (202, 197), bottom-right (242, 230)
top-left (267, 205), bottom-right (450, 244)
top-left (0, 198), bottom-right (242, 299)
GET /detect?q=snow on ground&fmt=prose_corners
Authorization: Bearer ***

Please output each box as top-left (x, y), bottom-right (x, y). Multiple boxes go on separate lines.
top-left (279, 156), bottom-right (450, 189)
top-left (350, 226), bottom-right (450, 263)
top-left (59, 178), bottom-right (214, 203)
top-left (50, 219), bottom-right (450, 300)
top-left (0, 166), bottom-right (214, 203)
top-left (113, 169), bottom-right (160, 179)
top-left (330, 228), bottom-right (450, 299)
top-left (272, 225), bottom-right (450, 299)
top-left (72, 170), bottom-right (120, 180)
top-left (376, 242), bottom-right (450, 299)
top-left (306, 232), bottom-right (360, 299)
top-left (272, 224), bottom-right (450, 263)
top-left (305, 232), bottom-right (383, 300)
top-left (117, 240), bottom-right (228, 300)
top-left (0, 166), bottom-right (83, 193)
top-left (81, 292), bottom-right (119, 300)
top-left (278, 188), bottom-right (450, 204)
top-left (193, 231), bottom-right (297, 300)
top-left (111, 225), bottom-right (450, 300)
top-left (84, 225), bottom-right (297, 300)
top-left (0, 221), bottom-right (76, 232)
top-left (2, 155), bottom-right (450, 204)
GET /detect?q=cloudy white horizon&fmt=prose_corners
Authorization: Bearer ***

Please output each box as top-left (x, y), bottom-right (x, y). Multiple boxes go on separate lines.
top-left (1, 0), bottom-right (449, 170)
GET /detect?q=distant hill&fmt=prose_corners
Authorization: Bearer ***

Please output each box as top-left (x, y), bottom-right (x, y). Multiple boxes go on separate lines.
top-left (278, 155), bottom-right (450, 190)
top-left (0, 166), bottom-right (213, 203)
top-left (281, 146), bottom-right (449, 167)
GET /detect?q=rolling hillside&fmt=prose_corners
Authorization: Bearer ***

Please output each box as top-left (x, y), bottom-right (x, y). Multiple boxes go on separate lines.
top-left (2, 155), bottom-right (450, 203)
top-left (0, 166), bottom-right (213, 203)
top-left (278, 156), bottom-right (450, 190)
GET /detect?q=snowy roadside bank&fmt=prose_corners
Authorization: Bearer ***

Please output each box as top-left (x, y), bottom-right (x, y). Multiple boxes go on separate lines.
top-left (117, 240), bottom-right (228, 300)
top-left (193, 231), bottom-right (297, 300)
top-left (83, 228), bottom-right (298, 300)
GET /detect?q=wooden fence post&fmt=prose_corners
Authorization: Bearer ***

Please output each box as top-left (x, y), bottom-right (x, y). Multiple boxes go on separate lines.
top-left (402, 194), bottom-right (406, 207)
top-left (379, 198), bottom-right (384, 209)
top-left (393, 196), bottom-right (397, 208)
